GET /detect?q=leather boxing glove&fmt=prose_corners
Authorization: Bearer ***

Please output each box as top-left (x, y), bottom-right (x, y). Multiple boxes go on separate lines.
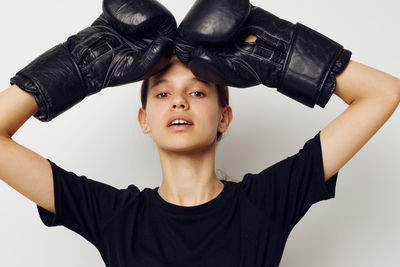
top-left (10, 0), bottom-right (177, 122)
top-left (175, 1), bottom-right (351, 108)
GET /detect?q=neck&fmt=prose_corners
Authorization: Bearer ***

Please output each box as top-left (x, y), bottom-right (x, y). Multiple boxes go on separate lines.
top-left (156, 141), bottom-right (224, 207)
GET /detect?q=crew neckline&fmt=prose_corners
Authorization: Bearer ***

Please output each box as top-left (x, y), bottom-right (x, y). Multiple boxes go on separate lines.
top-left (151, 180), bottom-right (233, 216)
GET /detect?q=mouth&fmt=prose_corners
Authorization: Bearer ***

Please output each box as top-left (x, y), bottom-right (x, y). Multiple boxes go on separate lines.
top-left (168, 124), bottom-right (193, 131)
top-left (167, 119), bottom-right (193, 131)
top-left (167, 116), bottom-right (194, 130)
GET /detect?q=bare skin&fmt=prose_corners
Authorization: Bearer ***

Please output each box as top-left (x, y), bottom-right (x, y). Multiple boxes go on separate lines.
top-left (0, 47), bottom-right (399, 213)
top-left (138, 57), bottom-right (232, 206)
top-left (137, 52), bottom-right (400, 207)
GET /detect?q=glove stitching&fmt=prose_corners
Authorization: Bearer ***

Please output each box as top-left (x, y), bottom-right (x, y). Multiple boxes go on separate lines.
top-left (230, 57), bottom-right (262, 85)
top-left (234, 43), bottom-right (282, 67)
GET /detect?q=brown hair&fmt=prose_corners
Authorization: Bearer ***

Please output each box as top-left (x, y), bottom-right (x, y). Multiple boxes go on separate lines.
top-left (140, 78), bottom-right (229, 142)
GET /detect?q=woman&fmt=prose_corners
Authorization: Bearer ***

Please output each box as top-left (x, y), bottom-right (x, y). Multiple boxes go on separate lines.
top-left (1, 0), bottom-right (399, 266)
top-left (138, 55), bottom-right (232, 206)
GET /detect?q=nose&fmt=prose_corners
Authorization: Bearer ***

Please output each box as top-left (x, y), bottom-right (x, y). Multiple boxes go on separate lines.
top-left (169, 92), bottom-right (189, 111)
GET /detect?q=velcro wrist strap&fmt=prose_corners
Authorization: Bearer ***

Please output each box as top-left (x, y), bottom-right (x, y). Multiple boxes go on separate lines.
top-left (10, 44), bottom-right (85, 122)
top-left (278, 23), bottom-right (344, 108)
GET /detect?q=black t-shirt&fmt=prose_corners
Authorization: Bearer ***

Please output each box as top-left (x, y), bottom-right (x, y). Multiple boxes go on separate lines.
top-left (37, 131), bottom-right (338, 267)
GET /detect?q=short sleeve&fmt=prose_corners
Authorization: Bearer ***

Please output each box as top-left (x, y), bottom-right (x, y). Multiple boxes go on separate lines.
top-left (239, 131), bottom-right (338, 233)
top-left (37, 159), bottom-right (141, 248)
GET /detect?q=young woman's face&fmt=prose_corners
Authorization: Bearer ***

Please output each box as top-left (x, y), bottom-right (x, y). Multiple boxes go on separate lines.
top-left (138, 57), bottom-right (232, 153)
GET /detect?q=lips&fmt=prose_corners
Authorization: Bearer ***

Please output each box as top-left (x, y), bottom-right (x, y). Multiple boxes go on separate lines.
top-left (167, 114), bottom-right (194, 127)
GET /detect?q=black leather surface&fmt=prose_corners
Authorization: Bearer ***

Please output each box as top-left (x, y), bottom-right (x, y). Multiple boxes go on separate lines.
top-left (175, 3), bottom-right (352, 108)
top-left (10, 0), bottom-right (177, 121)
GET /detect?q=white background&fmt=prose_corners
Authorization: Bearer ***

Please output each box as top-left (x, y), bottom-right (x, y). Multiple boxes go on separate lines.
top-left (0, 0), bottom-right (399, 266)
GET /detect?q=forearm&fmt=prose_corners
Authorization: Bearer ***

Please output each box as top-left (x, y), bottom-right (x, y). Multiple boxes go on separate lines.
top-left (0, 85), bottom-right (39, 138)
top-left (319, 60), bottom-right (400, 180)
top-left (334, 60), bottom-right (400, 105)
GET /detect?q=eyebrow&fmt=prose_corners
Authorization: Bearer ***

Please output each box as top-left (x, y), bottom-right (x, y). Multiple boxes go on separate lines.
top-left (150, 77), bottom-right (211, 89)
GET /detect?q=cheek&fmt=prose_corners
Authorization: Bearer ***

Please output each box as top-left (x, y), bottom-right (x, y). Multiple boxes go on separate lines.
top-left (145, 102), bottom-right (165, 128)
top-left (195, 101), bottom-right (221, 127)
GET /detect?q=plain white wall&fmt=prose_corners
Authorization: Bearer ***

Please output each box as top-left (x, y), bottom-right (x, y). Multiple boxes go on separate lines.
top-left (1, 0), bottom-right (399, 266)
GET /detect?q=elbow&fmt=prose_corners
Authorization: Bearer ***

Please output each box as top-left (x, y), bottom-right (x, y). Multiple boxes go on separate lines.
top-left (395, 80), bottom-right (400, 102)
top-left (386, 81), bottom-right (400, 112)
top-left (378, 78), bottom-right (400, 105)
top-left (389, 79), bottom-right (400, 106)
top-left (385, 82), bottom-right (400, 108)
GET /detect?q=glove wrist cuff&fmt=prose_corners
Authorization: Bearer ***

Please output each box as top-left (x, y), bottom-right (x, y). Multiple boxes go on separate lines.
top-left (317, 49), bottom-right (352, 107)
top-left (10, 44), bottom-right (86, 122)
top-left (279, 23), bottom-right (351, 108)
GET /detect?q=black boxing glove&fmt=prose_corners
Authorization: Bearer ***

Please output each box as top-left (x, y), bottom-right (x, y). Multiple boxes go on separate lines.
top-left (175, 1), bottom-right (351, 108)
top-left (10, 0), bottom-right (176, 122)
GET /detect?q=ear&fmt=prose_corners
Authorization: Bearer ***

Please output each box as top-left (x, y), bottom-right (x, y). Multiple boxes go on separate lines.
top-left (138, 108), bottom-right (150, 134)
top-left (218, 105), bottom-right (233, 133)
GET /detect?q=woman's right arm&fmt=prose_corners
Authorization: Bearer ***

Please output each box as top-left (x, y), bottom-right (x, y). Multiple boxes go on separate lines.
top-left (0, 0), bottom-right (177, 217)
top-left (0, 84), bottom-right (54, 213)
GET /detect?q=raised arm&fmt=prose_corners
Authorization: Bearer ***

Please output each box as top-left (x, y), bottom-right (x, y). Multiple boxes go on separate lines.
top-left (0, 0), bottom-right (176, 214)
top-left (173, 1), bottom-right (400, 183)
top-left (0, 85), bottom-right (55, 212)
top-left (320, 60), bottom-right (400, 181)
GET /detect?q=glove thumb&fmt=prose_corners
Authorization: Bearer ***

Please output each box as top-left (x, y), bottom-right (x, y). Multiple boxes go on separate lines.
top-left (188, 46), bottom-right (260, 87)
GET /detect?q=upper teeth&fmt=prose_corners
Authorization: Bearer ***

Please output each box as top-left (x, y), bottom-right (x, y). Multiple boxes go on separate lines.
top-left (170, 119), bottom-right (191, 125)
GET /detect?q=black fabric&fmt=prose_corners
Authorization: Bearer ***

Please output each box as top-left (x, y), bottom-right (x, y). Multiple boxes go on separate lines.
top-left (37, 131), bottom-right (337, 267)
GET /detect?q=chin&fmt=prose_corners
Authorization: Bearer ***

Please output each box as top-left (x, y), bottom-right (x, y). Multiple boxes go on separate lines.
top-left (157, 136), bottom-right (216, 153)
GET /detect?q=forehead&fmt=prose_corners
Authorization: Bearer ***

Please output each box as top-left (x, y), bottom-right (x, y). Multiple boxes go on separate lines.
top-left (150, 56), bottom-right (189, 81)
top-left (148, 57), bottom-right (216, 90)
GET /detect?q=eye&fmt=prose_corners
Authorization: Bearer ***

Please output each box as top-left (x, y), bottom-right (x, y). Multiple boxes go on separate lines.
top-left (190, 91), bottom-right (205, 97)
top-left (156, 92), bottom-right (169, 98)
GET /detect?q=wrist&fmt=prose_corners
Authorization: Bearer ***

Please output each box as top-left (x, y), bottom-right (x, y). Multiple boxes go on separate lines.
top-left (10, 44), bottom-right (85, 122)
top-left (316, 49), bottom-right (352, 107)
top-left (278, 23), bottom-right (351, 108)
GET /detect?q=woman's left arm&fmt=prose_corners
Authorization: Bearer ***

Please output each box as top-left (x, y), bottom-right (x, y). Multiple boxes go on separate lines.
top-left (321, 60), bottom-right (400, 181)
